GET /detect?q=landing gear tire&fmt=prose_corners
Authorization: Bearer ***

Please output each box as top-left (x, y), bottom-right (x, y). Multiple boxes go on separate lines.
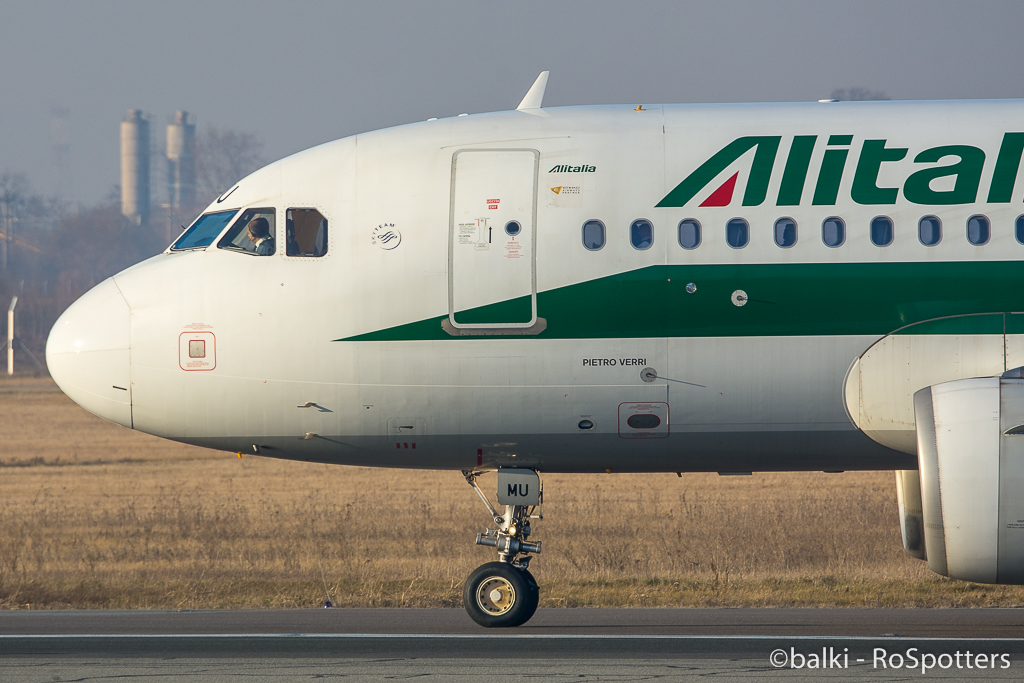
top-left (520, 568), bottom-right (540, 617)
top-left (463, 562), bottom-right (539, 628)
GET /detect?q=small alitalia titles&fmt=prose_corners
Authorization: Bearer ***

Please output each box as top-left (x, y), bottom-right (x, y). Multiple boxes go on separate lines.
top-left (549, 164), bottom-right (596, 173)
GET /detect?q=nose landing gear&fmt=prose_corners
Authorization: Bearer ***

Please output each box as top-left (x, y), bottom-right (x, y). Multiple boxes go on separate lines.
top-left (461, 469), bottom-right (541, 627)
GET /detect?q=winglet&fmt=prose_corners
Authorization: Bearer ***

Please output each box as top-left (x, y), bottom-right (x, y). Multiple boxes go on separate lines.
top-left (517, 71), bottom-right (549, 111)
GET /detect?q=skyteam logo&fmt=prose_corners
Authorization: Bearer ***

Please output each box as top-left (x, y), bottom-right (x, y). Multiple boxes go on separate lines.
top-left (656, 133), bottom-right (1024, 207)
top-left (371, 223), bottom-right (402, 250)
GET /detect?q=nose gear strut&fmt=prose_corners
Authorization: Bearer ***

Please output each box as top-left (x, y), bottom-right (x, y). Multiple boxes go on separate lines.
top-left (461, 469), bottom-right (542, 626)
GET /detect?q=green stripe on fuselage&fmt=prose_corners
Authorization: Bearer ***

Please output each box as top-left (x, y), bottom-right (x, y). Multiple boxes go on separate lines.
top-left (336, 261), bottom-right (1024, 342)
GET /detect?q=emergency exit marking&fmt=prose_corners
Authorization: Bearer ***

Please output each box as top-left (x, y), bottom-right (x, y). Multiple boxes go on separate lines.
top-left (179, 331), bottom-right (216, 371)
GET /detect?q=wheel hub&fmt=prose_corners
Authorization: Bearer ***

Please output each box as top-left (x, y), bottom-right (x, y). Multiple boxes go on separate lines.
top-left (477, 576), bottom-right (516, 614)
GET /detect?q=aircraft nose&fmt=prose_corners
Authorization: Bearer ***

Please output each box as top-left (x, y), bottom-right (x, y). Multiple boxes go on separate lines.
top-left (46, 277), bottom-right (133, 428)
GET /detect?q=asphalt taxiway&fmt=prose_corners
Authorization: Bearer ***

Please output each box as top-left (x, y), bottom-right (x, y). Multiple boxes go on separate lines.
top-left (1, 608), bottom-right (1022, 681)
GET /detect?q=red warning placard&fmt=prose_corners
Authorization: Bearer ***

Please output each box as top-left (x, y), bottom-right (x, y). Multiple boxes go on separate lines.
top-left (179, 331), bottom-right (216, 371)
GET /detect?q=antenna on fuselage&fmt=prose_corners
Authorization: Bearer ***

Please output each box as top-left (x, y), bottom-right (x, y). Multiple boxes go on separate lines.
top-left (517, 71), bottom-right (550, 111)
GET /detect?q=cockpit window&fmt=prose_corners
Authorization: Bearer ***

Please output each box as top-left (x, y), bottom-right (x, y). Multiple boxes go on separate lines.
top-left (217, 208), bottom-right (276, 255)
top-left (171, 210), bottom-right (237, 251)
top-left (286, 209), bottom-right (328, 257)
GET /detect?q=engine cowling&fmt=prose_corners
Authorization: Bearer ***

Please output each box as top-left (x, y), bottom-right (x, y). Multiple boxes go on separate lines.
top-left (844, 314), bottom-right (1015, 454)
top-left (908, 373), bottom-right (1024, 584)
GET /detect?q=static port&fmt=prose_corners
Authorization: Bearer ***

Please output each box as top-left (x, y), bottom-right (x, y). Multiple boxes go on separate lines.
top-left (578, 419), bottom-right (594, 430)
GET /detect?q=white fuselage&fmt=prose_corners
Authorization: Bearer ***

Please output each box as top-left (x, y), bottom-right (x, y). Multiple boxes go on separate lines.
top-left (47, 99), bottom-right (1024, 472)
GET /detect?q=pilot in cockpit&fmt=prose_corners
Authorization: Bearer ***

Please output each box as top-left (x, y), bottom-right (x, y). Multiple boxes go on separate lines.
top-left (247, 217), bottom-right (275, 255)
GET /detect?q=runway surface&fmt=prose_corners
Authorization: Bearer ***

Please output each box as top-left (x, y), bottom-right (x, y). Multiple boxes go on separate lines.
top-left (2, 608), bottom-right (1022, 681)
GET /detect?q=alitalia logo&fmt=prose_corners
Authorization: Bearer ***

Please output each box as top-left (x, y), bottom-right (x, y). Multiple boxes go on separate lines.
top-left (656, 133), bottom-right (1024, 207)
top-left (550, 164), bottom-right (596, 173)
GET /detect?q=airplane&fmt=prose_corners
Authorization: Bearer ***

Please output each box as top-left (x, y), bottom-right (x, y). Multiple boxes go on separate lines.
top-left (46, 72), bottom-right (1024, 627)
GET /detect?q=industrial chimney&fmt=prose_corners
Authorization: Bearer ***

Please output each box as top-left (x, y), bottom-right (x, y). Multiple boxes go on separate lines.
top-left (120, 109), bottom-right (150, 225)
top-left (166, 111), bottom-right (196, 214)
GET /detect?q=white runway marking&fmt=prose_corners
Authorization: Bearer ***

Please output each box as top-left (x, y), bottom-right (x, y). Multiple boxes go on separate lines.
top-left (2, 633), bottom-right (1023, 641)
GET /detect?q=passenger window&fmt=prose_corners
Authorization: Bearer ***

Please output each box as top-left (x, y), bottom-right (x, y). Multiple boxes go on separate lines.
top-left (967, 215), bottom-right (990, 246)
top-left (582, 220), bottom-right (605, 250)
top-left (286, 208), bottom-right (328, 257)
top-left (822, 217), bottom-right (845, 247)
top-left (1018, 215), bottom-right (1024, 245)
top-left (630, 219), bottom-right (653, 250)
top-left (218, 208), bottom-right (276, 255)
top-left (172, 210), bottom-right (237, 251)
top-left (919, 215), bottom-right (941, 246)
top-left (726, 218), bottom-right (749, 249)
top-left (870, 216), bottom-right (893, 247)
top-left (678, 219), bottom-right (701, 249)
top-left (774, 218), bottom-right (797, 248)
top-left (505, 221), bottom-right (521, 237)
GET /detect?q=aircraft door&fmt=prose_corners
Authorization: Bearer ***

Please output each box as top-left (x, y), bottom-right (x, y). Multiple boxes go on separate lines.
top-left (449, 149), bottom-right (538, 328)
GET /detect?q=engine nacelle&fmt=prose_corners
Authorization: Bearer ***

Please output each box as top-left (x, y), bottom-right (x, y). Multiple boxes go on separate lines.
top-left (912, 374), bottom-right (1024, 584)
top-left (895, 468), bottom-right (926, 561)
top-left (844, 314), bottom-right (1016, 454)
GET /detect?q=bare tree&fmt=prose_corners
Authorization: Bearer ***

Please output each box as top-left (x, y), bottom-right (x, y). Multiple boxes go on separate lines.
top-left (0, 172), bottom-right (63, 276)
top-left (829, 88), bottom-right (891, 101)
top-left (193, 125), bottom-right (265, 207)
top-left (0, 174), bottom-right (68, 363)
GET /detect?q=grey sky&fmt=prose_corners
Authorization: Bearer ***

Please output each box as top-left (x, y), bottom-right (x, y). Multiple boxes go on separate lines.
top-left (2, 0), bottom-right (1023, 205)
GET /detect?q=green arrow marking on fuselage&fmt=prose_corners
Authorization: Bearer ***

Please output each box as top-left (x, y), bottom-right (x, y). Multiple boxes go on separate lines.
top-left (336, 261), bottom-right (1024, 342)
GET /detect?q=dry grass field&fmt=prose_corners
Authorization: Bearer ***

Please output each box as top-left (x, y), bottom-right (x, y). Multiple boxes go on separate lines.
top-left (2, 376), bottom-right (1023, 610)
